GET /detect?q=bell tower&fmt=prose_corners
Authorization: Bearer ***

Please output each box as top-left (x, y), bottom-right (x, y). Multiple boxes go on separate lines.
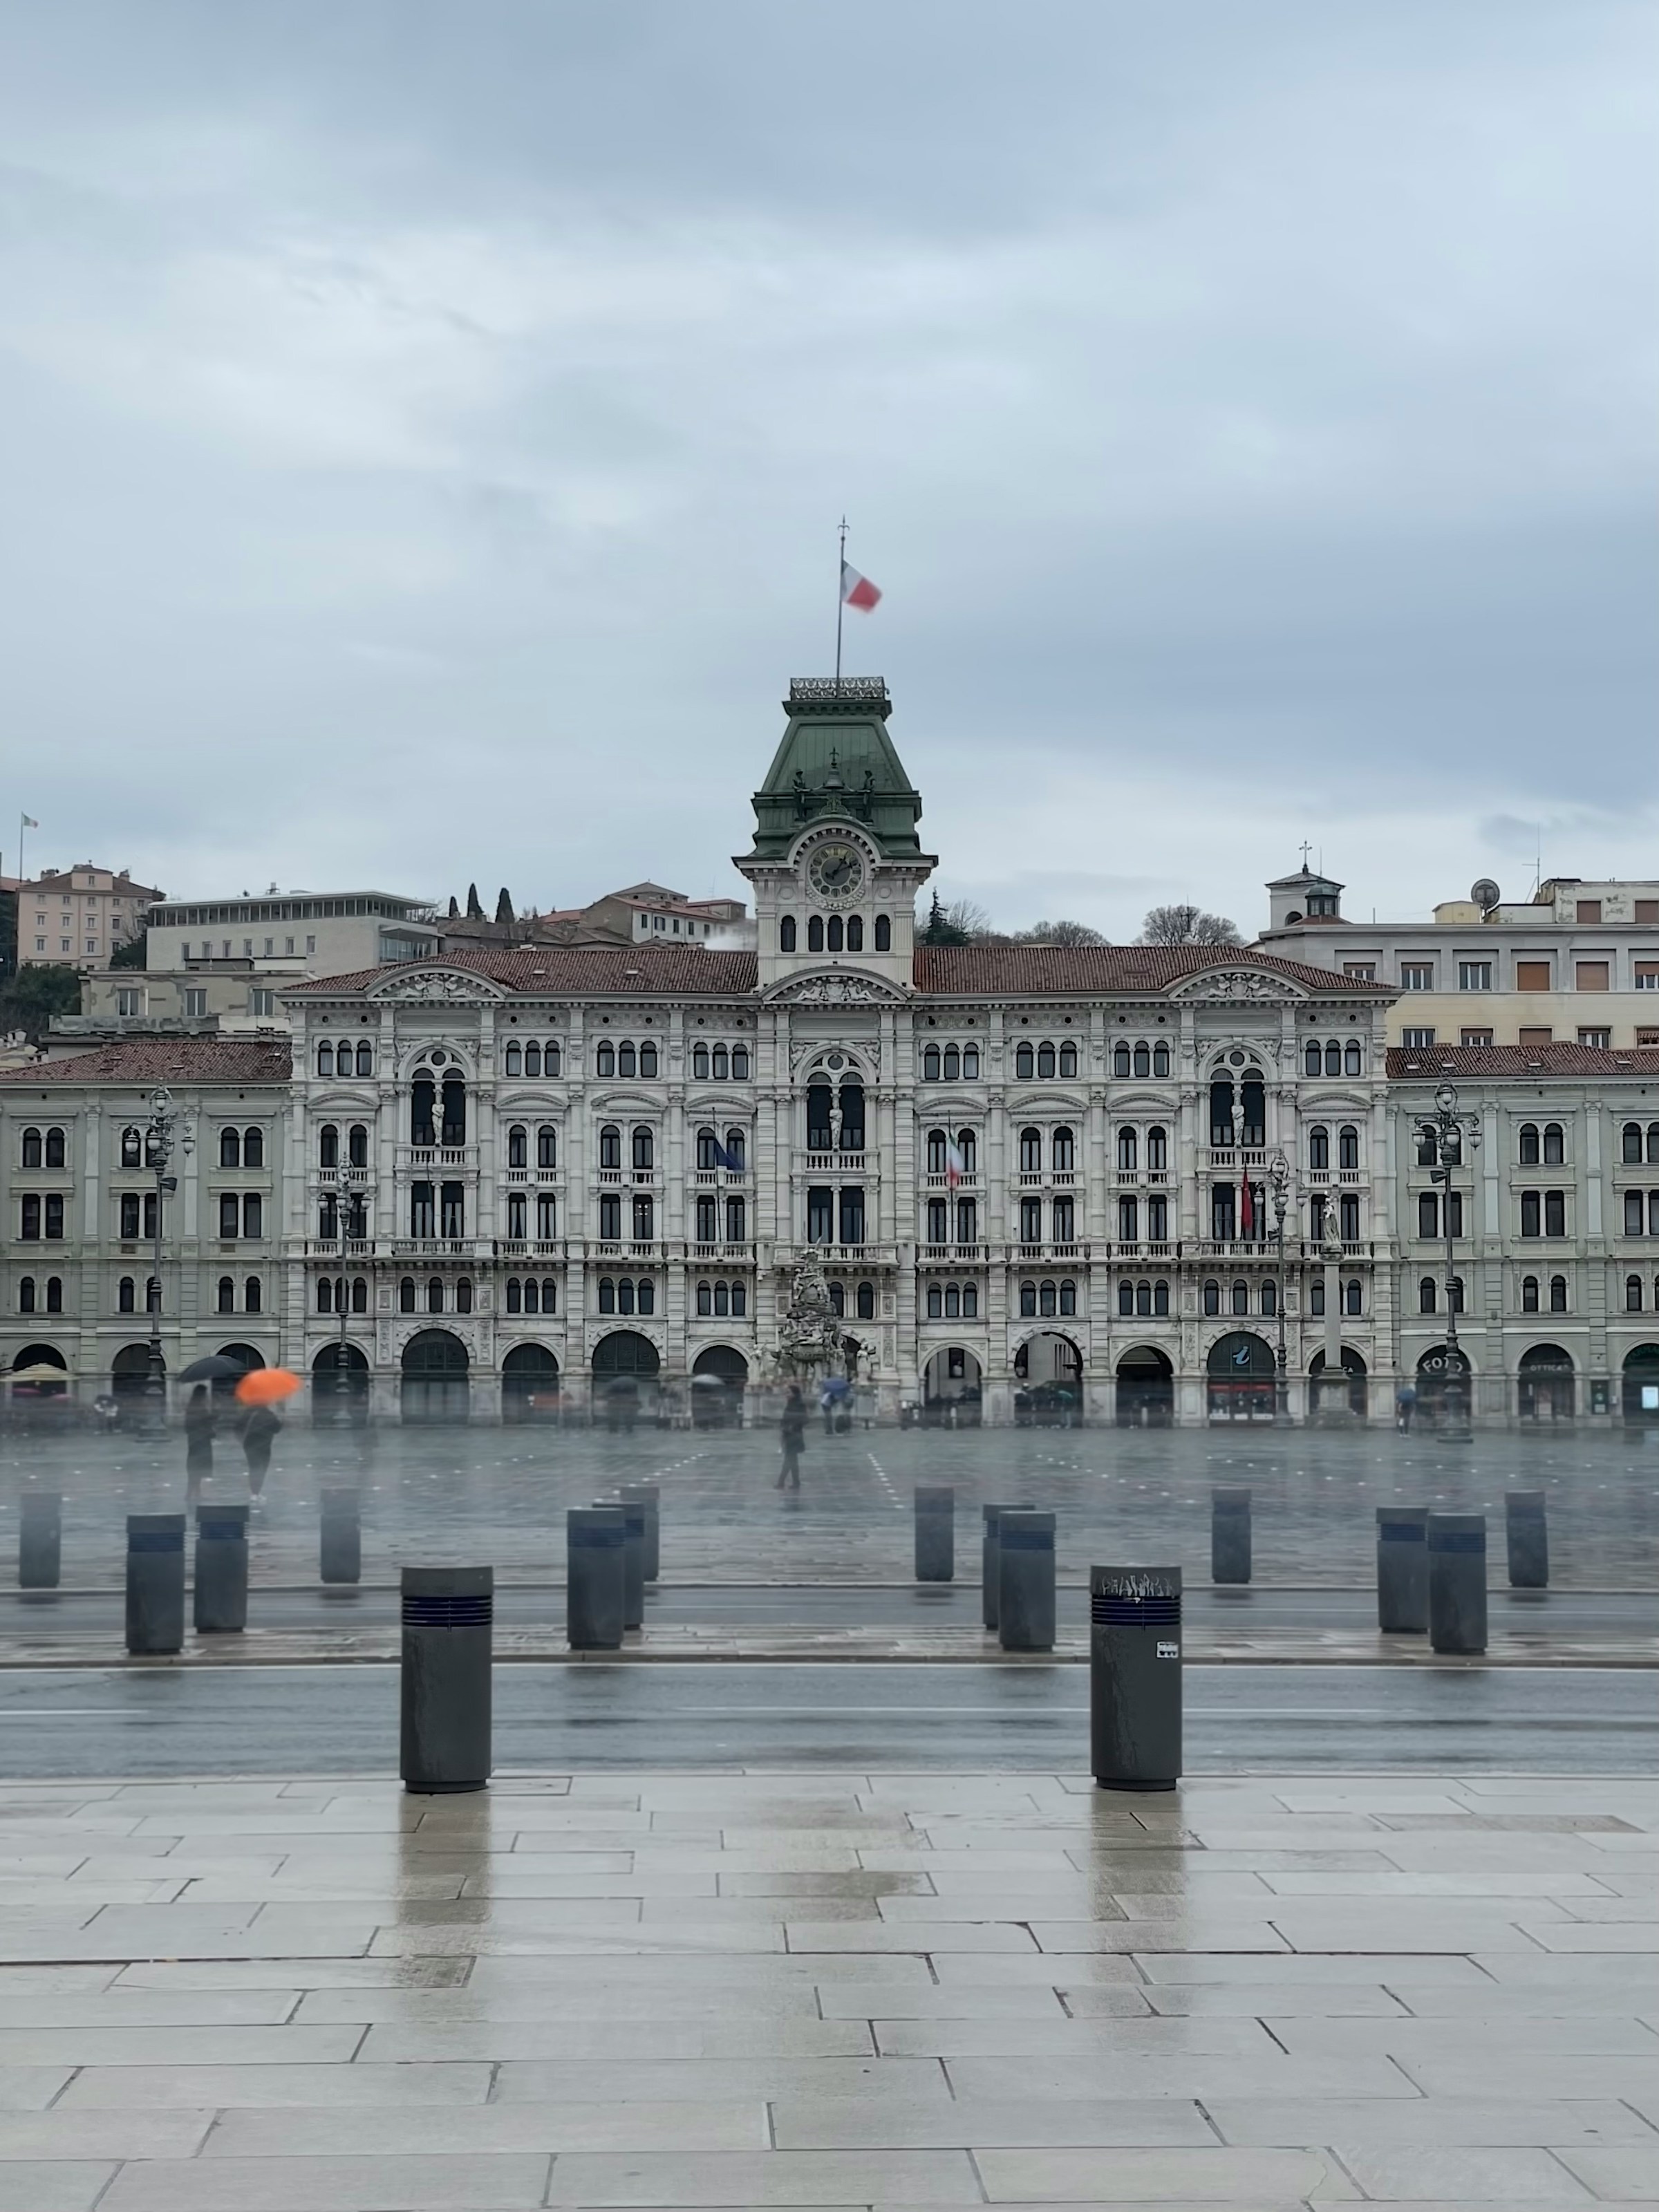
top-left (735, 677), bottom-right (936, 995)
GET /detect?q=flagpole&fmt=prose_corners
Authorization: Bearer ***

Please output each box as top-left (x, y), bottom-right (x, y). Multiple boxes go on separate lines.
top-left (834, 516), bottom-right (847, 688)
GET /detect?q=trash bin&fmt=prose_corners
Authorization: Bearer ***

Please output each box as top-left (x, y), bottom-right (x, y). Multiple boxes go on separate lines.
top-left (622, 1483), bottom-right (660, 1583)
top-left (1427, 1512), bottom-right (1487, 1656)
top-left (1211, 1486), bottom-right (1251, 1585)
top-left (915, 1486), bottom-right (954, 1582)
top-left (194, 1501), bottom-right (249, 1633)
top-left (126, 1514), bottom-right (186, 1656)
top-left (568, 1506), bottom-right (626, 1651)
top-left (1506, 1491), bottom-right (1548, 1590)
top-left (1376, 1505), bottom-right (1429, 1633)
top-left (19, 1490), bottom-right (61, 1590)
top-left (1090, 1565), bottom-right (1182, 1792)
top-left (400, 1566), bottom-right (492, 1794)
top-left (982, 1503), bottom-right (1012, 1631)
top-left (320, 1488), bottom-right (361, 1586)
top-left (599, 1496), bottom-right (644, 1631)
top-left (998, 1510), bottom-right (1056, 1652)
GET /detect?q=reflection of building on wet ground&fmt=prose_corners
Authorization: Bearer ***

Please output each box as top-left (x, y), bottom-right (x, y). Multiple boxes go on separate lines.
top-left (6, 679), bottom-right (1659, 1430)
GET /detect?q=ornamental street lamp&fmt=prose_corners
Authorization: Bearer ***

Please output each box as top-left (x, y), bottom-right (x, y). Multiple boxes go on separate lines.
top-left (142, 1087), bottom-right (194, 1434)
top-left (1416, 1079), bottom-right (1482, 1441)
top-left (1267, 1152), bottom-right (1291, 1425)
top-left (335, 1151), bottom-right (372, 1423)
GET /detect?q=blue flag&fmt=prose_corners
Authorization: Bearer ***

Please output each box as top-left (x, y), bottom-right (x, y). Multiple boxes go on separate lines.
top-left (709, 1136), bottom-right (742, 1172)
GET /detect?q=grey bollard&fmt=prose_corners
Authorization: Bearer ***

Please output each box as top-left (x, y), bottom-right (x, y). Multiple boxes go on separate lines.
top-left (915, 1485), bottom-right (954, 1582)
top-left (621, 1483), bottom-right (659, 1585)
top-left (568, 1507), bottom-right (626, 1650)
top-left (194, 1501), bottom-right (250, 1633)
top-left (982, 1503), bottom-right (1012, 1631)
top-left (320, 1488), bottom-right (362, 1586)
top-left (400, 1566), bottom-right (492, 1794)
top-left (1211, 1486), bottom-right (1252, 1584)
top-left (126, 1514), bottom-right (186, 1656)
top-left (1427, 1512), bottom-right (1488, 1656)
top-left (598, 1496), bottom-right (644, 1631)
top-left (19, 1491), bottom-right (62, 1589)
top-left (1506, 1490), bottom-right (1549, 1589)
top-left (1376, 1506), bottom-right (1429, 1633)
top-left (1091, 1566), bottom-right (1182, 1791)
top-left (997, 1510), bottom-right (1056, 1653)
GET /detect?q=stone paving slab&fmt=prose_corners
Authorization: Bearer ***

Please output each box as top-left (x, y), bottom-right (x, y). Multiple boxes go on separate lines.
top-left (0, 1772), bottom-right (1655, 2206)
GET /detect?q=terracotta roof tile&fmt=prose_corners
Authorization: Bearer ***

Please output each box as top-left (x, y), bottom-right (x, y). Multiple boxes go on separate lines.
top-left (913, 944), bottom-right (1389, 995)
top-left (0, 1040), bottom-right (292, 1087)
top-left (1387, 1044), bottom-right (1659, 1080)
top-left (287, 947), bottom-right (760, 996)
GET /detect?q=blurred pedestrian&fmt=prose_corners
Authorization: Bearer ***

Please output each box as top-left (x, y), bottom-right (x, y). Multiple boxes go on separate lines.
top-left (1396, 1382), bottom-right (1417, 1433)
top-left (778, 1384), bottom-right (805, 1490)
top-left (241, 1403), bottom-right (281, 1499)
top-left (184, 1384), bottom-right (215, 1497)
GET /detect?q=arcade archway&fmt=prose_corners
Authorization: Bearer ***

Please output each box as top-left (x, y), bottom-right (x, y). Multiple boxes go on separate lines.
top-left (692, 1344), bottom-right (748, 1428)
top-left (1518, 1344), bottom-right (1575, 1423)
top-left (592, 1329), bottom-right (659, 1431)
top-left (1622, 1344), bottom-right (1659, 1424)
top-left (502, 1343), bottom-right (560, 1424)
top-left (400, 1330), bottom-right (469, 1423)
top-left (111, 1344), bottom-right (158, 1398)
top-left (1013, 1333), bottom-right (1082, 1426)
top-left (1416, 1343), bottom-right (1471, 1427)
top-left (7, 1344), bottom-right (68, 1398)
top-left (1206, 1332), bottom-right (1275, 1422)
top-left (922, 1347), bottom-right (982, 1426)
top-left (1116, 1347), bottom-right (1173, 1427)
top-left (1310, 1346), bottom-right (1368, 1418)
top-left (311, 1342), bottom-right (370, 1425)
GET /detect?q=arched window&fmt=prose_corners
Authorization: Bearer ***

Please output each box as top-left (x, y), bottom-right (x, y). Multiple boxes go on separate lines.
top-left (807, 916), bottom-right (825, 952)
top-left (1261, 1280), bottom-right (1277, 1317)
top-left (927, 1130), bottom-right (948, 1174)
top-left (1519, 1123), bottom-right (1540, 1163)
top-left (1230, 1280), bottom-right (1248, 1315)
top-left (1338, 1125), bottom-right (1359, 1170)
top-left (1202, 1280), bottom-right (1220, 1315)
top-left (120, 1127), bottom-right (141, 1168)
top-left (1019, 1127), bottom-right (1042, 1172)
top-left (240, 1126), bottom-right (263, 1170)
top-left (941, 1284), bottom-right (958, 1319)
top-left (1147, 1125), bottom-right (1167, 1171)
top-left (507, 1278), bottom-right (523, 1313)
top-left (317, 1042), bottom-right (334, 1078)
top-left (874, 915), bottom-right (891, 951)
top-left (1020, 1281), bottom-right (1038, 1317)
top-left (21, 1127), bottom-right (42, 1168)
top-left (826, 916), bottom-right (843, 953)
top-left (1037, 1042), bottom-right (1056, 1078)
top-left (943, 1045), bottom-right (960, 1080)
top-left (616, 1277), bottom-right (635, 1315)
top-left (1308, 1125), bottom-right (1329, 1170)
top-left (216, 1276), bottom-right (235, 1313)
top-left (427, 1278), bottom-right (444, 1313)
top-left (780, 916), bottom-right (797, 952)
top-left (1321, 1042), bottom-right (1339, 1075)
top-left (17, 1277), bottom-right (35, 1313)
top-left (1620, 1120), bottom-right (1642, 1162)
top-left (1153, 1043), bottom-right (1170, 1077)
top-left (1039, 1280), bottom-right (1057, 1316)
top-left (1053, 1126), bottom-right (1074, 1171)
top-left (219, 1127), bottom-right (241, 1168)
top-left (1420, 1276), bottom-right (1438, 1313)
top-left (926, 1283), bottom-right (942, 1318)
top-left (632, 1126), bottom-right (653, 1171)
top-left (693, 1044), bottom-right (710, 1080)
top-left (595, 1041), bottom-right (615, 1077)
top-left (712, 1044), bottom-right (729, 1080)
top-left (1627, 1274), bottom-right (1643, 1311)
top-left (1449, 1275), bottom-right (1465, 1312)
top-left (524, 1043), bottom-right (541, 1078)
top-left (1134, 1280), bottom-right (1152, 1315)
top-left (319, 1124), bottom-right (339, 1169)
top-left (1114, 1044), bottom-right (1131, 1077)
top-left (1118, 1280), bottom-right (1134, 1315)
top-left (697, 1127), bottom-right (719, 1171)
top-left (599, 1125), bottom-right (621, 1170)
top-left (637, 1279), bottom-right (655, 1315)
top-left (962, 1044), bottom-right (980, 1078)
top-left (118, 1277), bottom-right (135, 1313)
top-left (1342, 1279), bottom-right (1362, 1315)
top-left (1210, 1080), bottom-right (1235, 1146)
top-left (1133, 1043), bottom-right (1150, 1078)
top-left (1543, 1123), bottom-right (1564, 1165)
top-left (922, 1045), bottom-right (941, 1082)
top-left (1344, 1042), bottom-right (1362, 1074)
top-left (1649, 1123), bottom-right (1659, 1165)
top-left (1015, 1042), bottom-right (1034, 1079)
top-left (1548, 1273), bottom-right (1568, 1312)
top-left (346, 1124), bottom-right (366, 1169)
top-left (599, 1277), bottom-right (615, 1314)
top-left (1058, 1042), bottom-right (1077, 1077)
top-left (731, 1044), bottom-right (750, 1080)
top-left (1117, 1127), bottom-right (1137, 1172)
top-left (695, 1280), bottom-right (711, 1315)
top-left (317, 1276), bottom-right (333, 1314)
top-left (400, 1277), bottom-right (416, 1312)
top-left (724, 1127), bottom-right (746, 1171)
top-left (618, 1042), bottom-right (637, 1078)
top-left (1304, 1041), bottom-right (1322, 1077)
top-left (856, 1280), bottom-right (876, 1320)
top-left (456, 1279), bottom-right (474, 1314)
top-left (505, 1043), bottom-right (522, 1076)
top-left (845, 916), bottom-right (863, 952)
top-left (507, 1125), bottom-right (527, 1170)
top-left (713, 1282), bottom-right (731, 1316)
top-left (1152, 1280), bottom-right (1169, 1315)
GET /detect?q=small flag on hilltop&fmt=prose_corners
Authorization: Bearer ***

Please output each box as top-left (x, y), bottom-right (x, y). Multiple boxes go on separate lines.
top-left (841, 562), bottom-right (881, 613)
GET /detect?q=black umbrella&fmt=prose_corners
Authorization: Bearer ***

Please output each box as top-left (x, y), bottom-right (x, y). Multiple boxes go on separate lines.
top-left (178, 1354), bottom-right (249, 1383)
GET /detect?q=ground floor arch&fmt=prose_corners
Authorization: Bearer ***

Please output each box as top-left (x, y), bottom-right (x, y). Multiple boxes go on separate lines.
top-left (216, 1343), bottom-right (265, 1371)
top-left (1414, 1342), bottom-right (1471, 1427)
top-left (1206, 1331), bottom-right (1276, 1423)
top-left (1116, 1346), bottom-right (1174, 1427)
top-left (311, 1342), bottom-right (370, 1424)
top-left (501, 1342), bottom-right (560, 1423)
top-left (1310, 1345), bottom-right (1368, 1419)
top-left (400, 1329), bottom-right (469, 1424)
top-left (7, 1344), bottom-right (68, 1397)
top-left (592, 1329), bottom-right (659, 1431)
top-left (922, 1346), bottom-right (982, 1425)
top-left (1013, 1333), bottom-right (1082, 1425)
top-left (1622, 1343), bottom-right (1659, 1423)
top-left (111, 1343), bottom-right (158, 1397)
top-left (1518, 1342), bottom-right (1575, 1423)
top-left (691, 1344), bottom-right (748, 1428)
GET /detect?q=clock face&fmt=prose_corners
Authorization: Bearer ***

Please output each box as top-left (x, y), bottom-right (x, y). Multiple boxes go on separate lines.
top-left (807, 842), bottom-right (865, 905)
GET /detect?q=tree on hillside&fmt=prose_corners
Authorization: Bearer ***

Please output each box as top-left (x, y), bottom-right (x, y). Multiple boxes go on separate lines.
top-left (0, 964), bottom-right (82, 1044)
top-left (1139, 902), bottom-right (1241, 946)
top-left (494, 888), bottom-right (515, 925)
top-left (1010, 919), bottom-right (1105, 947)
top-left (919, 892), bottom-right (971, 946)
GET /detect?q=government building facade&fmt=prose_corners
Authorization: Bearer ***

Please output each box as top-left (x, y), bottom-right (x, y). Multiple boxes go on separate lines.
top-left (7, 678), bottom-right (1658, 1427)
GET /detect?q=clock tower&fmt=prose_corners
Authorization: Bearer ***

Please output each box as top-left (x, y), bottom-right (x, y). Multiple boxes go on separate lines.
top-left (735, 677), bottom-right (936, 996)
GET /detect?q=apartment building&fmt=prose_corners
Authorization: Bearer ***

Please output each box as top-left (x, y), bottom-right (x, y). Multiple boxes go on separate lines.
top-left (19, 865), bottom-right (164, 971)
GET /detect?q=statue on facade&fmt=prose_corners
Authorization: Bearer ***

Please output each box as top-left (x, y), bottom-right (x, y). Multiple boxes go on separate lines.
top-left (772, 1251), bottom-right (846, 1382)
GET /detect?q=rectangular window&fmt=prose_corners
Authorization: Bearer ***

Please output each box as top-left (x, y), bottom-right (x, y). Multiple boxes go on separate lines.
top-left (1575, 961), bottom-right (1610, 992)
top-left (725, 1194), bottom-right (746, 1243)
top-left (1051, 1195), bottom-right (1074, 1244)
top-left (1635, 899), bottom-right (1659, 925)
top-left (838, 1188), bottom-right (864, 1246)
top-left (218, 1194), bottom-right (239, 1239)
top-left (1518, 1026), bottom-right (1553, 1047)
top-left (1516, 960), bottom-right (1551, 991)
top-left (1339, 1192), bottom-right (1360, 1242)
top-left (116, 988), bottom-right (144, 1017)
top-left (536, 1193), bottom-right (557, 1239)
top-left (1019, 1196), bottom-right (1042, 1246)
top-left (1147, 1194), bottom-right (1168, 1242)
top-left (1341, 962), bottom-right (1376, 981)
top-left (1521, 1190), bottom-right (1541, 1238)
top-left (1118, 1194), bottom-right (1138, 1241)
top-left (142, 1192), bottom-right (160, 1240)
top-left (806, 1187), bottom-right (834, 1244)
top-left (1579, 1027), bottom-right (1611, 1049)
top-left (926, 1197), bottom-right (948, 1245)
top-left (243, 1194), bottom-right (262, 1239)
top-left (249, 989), bottom-right (275, 1018)
top-left (1458, 962), bottom-right (1492, 991)
top-left (695, 1196), bottom-right (716, 1242)
top-left (410, 1182), bottom-right (435, 1237)
top-left (1576, 899), bottom-right (1602, 924)
top-left (183, 989), bottom-right (207, 1018)
top-left (1639, 1029), bottom-right (1659, 1048)
top-left (1400, 1027), bottom-right (1436, 1049)
top-left (1635, 964), bottom-right (1659, 990)
top-left (1460, 1029), bottom-right (1493, 1047)
top-left (1210, 1185), bottom-right (1236, 1241)
top-left (1399, 964), bottom-right (1434, 991)
top-left (599, 1193), bottom-right (621, 1241)
top-left (506, 1193), bottom-right (527, 1239)
top-left (440, 1183), bottom-right (465, 1237)
top-left (632, 1194), bottom-right (654, 1241)
top-left (1544, 1190), bottom-right (1566, 1237)
top-left (120, 1193), bottom-right (140, 1240)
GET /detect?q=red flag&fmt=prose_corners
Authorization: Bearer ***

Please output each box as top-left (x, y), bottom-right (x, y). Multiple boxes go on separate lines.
top-left (841, 562), bottom-right (881, 612)
top-left (1240, 1172), bottom-right (1255, 1239)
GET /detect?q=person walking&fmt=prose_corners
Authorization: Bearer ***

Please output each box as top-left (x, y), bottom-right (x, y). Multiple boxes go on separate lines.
top-left (241, 1404), bottom-right (281, 1499)
top-left (183, 1384), bottom-right (215, 1497)
top-left (1396, 1381), bottom-right (1417, 1433)
top-left (778, 1384), bottom-right (806, 1490)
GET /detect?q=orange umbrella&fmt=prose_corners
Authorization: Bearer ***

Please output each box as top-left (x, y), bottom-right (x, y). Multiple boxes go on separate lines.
top-left (234, 1368), bottom-right (302, 1406)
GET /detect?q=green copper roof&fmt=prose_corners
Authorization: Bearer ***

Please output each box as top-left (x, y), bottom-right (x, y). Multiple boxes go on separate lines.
top-left (743, 678), bottom-right (926, 860)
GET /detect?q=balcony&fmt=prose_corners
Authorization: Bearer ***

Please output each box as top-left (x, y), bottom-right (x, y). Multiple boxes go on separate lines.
top-left (919, 1244), bottom-right (989, 1264)
top-left (691, 1241), bottom-right (757, 1262)
top-left (803, 1151), bottom-right (867, 1174)
top-left (924, 1172), bottom-right (980, 1190)
top-left (389, 1238), bottom-right (490, 1260)
top-left (404, 1145), bottom-right (474, 1171)
top-left (583, 1240), bottom-right (669, 1262)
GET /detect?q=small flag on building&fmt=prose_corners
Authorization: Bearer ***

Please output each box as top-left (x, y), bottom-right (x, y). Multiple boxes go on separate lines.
top-left (709, 1135), bottom-right (742, 1172)
top-left (840, 563), bottom-right (881, 613)
top-left (1239, 1172), bottom-right (1255, 1239)
top-left (20, 815), bottom-right (38, 830)
top-left (945, 1138), bottom-right (967, 1191)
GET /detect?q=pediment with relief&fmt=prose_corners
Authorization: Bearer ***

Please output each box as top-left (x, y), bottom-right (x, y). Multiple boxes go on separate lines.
top-left (1170, 966), bottom-right (1306, 1004)
top-left (367, 968), bottom-right (508, 1005)
top-left (765, 971), bottom-right (910, 1008)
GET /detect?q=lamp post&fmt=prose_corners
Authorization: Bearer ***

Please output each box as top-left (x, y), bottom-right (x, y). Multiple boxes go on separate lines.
top-left (1416, 1080), bottom-right (1482, 1441)
top-left (142, 1087), bottom-right (194, 1435)
top-left (335, 1150), bottom-right (371, 1424)
top-left (1267, 1152), bottom-right (1291, 1425)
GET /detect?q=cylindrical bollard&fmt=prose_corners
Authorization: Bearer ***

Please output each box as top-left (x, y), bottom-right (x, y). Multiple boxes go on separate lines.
top-left (915, 1485), bottom-right (954, 1582)
top-left (194, 1501), bottom-right (249, 1633)
top-left (126, 1514), bottom-right (186, 1656)
top-left (568, 1506), bottom-right (626, 1651)
top-left (599, 1496), bottom-right (645, 1631)
top-left (319, 1488), bottom-right (362, 1586)
top-left (1376, 1506), bottom-right (1429, 1633)
top-left (19, 1491), bottom-right (62, 1589)
top-left (982, 1503), bottom-right (1011, 1631)
top-left (1506, 1490), bottom-right (1549, 1589)
top-left (400, 1566), bottom-right (492, 1794)
top-left (1427, 1512), bottom-right (1488, 1655)
top-left (622, 1483), bottom-right (660, 1583)
top-left (1211, 1486), bottom-right (1252, 1584)
top-left (997, 1510), bottom-right (1056, 1652)
top-left (1091, 1566), bottom-right (1182, 1792)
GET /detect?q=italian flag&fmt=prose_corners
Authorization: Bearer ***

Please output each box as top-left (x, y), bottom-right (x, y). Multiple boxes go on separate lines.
top-left (841, 562), bottom-right (881, 612)
top-left (945, 1139), bottom-right (967, 1190)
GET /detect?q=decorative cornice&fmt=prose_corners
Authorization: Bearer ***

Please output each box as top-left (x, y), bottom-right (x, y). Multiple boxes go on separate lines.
top-left (764, 970), bottom-right (911, 1009)
top-left (367, 968), bottom-right (509, 1005)
top-left (1169, 968), bottom-right (1308, 1004)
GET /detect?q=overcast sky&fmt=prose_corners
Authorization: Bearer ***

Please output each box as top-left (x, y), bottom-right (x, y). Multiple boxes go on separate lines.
top-left (1, 1), bottom-right (1653, 941)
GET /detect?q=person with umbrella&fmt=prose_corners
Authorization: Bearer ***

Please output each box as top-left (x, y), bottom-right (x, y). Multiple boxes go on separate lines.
top-left (241, 1402), bottom-right (281, 1498)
